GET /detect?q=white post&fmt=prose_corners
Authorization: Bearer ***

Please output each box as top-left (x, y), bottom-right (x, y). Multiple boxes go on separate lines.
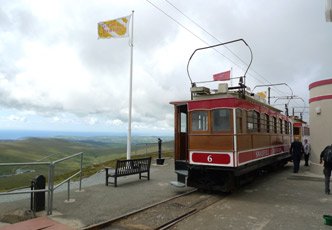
top-left (230, 67), bottom-right (233, 87)
top-left (127, 10), bottom-right (134, 160)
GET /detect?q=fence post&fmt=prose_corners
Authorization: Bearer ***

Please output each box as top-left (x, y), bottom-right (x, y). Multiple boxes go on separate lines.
top-left (79, 153), bottom-right (83, 191)
top-left (30, 180), bottom-right (35, 213)
top-left (67, 179), bottom-right (70, 202)
top-left (47, 163), bottom-right (52, 215)
top-left (49, 163), bottom-right (55, 215)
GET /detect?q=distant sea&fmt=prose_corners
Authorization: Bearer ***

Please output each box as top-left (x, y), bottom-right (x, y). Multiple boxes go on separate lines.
top-left (0, 130), bottom-right (173, 141)
top-left (0, 130), bottom-right (126, 140)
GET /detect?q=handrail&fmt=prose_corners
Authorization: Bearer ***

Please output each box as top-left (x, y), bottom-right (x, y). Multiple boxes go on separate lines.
top-left (0, 152), bottom-right (84, 215)
top-left (0, 162), bottom-right (51, 166)
top-left (53, 170), bottom-right (81, 190)
top-left (1, 188), bottom-right (49, 196)
top-left (52, 152), bottom-right (83, 164)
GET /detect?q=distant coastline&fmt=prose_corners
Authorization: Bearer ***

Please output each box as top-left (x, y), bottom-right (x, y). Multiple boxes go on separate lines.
top-left (0, 130), bottom-right (120, 140)
top-left (0, 129), bottom-right (173, 141)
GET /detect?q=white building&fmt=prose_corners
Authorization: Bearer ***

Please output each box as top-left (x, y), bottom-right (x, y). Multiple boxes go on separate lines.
top-left (309, 78), bottom-right (332, 173)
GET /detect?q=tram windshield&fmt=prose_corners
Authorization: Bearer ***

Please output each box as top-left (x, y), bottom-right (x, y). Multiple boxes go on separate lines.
top-left (293, 127), bottom-right (300, 135)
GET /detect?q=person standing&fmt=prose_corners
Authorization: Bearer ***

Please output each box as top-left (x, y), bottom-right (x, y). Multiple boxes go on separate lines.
top-left (303, 139), bottom-right (311, 166)
top-left (320, 144), bottom-right (332, 195)
top-left (289, 137), bottom-right (304, 173)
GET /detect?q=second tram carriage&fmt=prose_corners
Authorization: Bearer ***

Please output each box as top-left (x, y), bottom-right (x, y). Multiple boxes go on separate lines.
top-left (170, 84), bottom-right (292, 192)
top-left (290, 116), bottom-right (310, 143)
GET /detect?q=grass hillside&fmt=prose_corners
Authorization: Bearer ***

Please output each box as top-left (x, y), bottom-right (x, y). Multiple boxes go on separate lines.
top-left (0, 137), bottom-right (174, 191)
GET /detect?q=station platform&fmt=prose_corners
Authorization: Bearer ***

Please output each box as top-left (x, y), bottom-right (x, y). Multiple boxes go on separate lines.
top-left (1, 158), bottom-right (332, 229)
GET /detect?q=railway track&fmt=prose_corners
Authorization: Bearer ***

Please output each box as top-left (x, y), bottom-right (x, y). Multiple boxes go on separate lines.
top-left (84, 190), bottom-right (225, 230)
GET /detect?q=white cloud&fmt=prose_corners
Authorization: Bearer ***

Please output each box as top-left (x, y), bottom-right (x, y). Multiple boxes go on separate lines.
top-left (85, 116), bottom-right (98, 126)
top-left (7, 115), bottom-right (26, 122)
top-left (0, 0), bottom-right (331, 133)
top-left (106, 119), bottom-right (124, 126)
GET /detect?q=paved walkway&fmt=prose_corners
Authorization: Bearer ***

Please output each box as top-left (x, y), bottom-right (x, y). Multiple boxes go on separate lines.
top-left (1, 159), bottom-right (332, 229)
top-left (0, 158), bottom-right (193, 229)
top-left (172, 164), bottom-right (332, 230)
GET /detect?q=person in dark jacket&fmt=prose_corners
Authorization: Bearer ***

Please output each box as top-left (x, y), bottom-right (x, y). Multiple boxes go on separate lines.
top-left (320, 145), bottom-right (332, 195)
top-left (289, 137), bottom-right (304, 173)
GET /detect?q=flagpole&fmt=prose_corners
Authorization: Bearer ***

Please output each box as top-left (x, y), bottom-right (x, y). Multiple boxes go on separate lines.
top-left (230, 67), bottom-right (233, 87)
top-left (127, 10), bottom-right (134, 160)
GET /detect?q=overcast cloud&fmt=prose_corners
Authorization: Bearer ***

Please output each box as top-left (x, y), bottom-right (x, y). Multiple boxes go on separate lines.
top-left (0, 0), bottom-right (331, 135)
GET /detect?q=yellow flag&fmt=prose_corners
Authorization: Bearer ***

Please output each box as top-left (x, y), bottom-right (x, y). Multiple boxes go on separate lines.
top-left (257, 91), bottom-right (267, 99)
top-left (98, 15), bottom-right (131, 39)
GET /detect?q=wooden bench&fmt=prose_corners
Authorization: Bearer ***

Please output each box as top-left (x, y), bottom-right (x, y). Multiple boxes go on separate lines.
top-left (105, 157), bottom-right (152, 187)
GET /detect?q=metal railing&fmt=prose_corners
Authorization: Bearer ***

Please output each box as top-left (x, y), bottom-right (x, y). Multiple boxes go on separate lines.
top-left (0, 152), bottom-right (83, 215)
top-left (133, 141), bottom-right (173, 155)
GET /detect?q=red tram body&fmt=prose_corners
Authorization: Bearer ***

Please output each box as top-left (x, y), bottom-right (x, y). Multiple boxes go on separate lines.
top-left (170, 85), bottom-right (292, 192)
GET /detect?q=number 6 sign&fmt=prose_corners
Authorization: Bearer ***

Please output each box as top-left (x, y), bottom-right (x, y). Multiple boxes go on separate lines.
top-left (191, 152), bottom-right (231, 165)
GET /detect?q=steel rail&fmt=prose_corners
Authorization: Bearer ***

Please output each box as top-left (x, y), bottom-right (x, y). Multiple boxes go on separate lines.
top-left (82, 189), bottom-right (198, 230)
top-left (156, 209), bottom-right (198, 230)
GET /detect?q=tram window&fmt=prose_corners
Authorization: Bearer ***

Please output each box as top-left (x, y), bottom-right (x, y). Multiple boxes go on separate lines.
top-left (282, 120), bottom-right (286, 134)
top-left (255, 112), bottom-right (260, 132)
top-left (247, 111), bottom-right (259, 132)
top-left (279, 119), bottom-right (283, 134)
top-left (260, 113), bottom-right (267, 133)
top-left (180, 112), bottom-right (187, 133)
top-left (304, 127), bottom-right (310, 136)
top-left (236, 109), bottom-right (243, 133)
top-left (247, 111), bottom-right (254, 131)
top-left (192, 111), bottom-right (208, 131)
top-left (266, 114), bottom-right (270, 133)
top-left (212, 109), bottom-right (231, 132)
top-left (284, 121), bottom-right (289, 134)
top-left (272, 117), bottom-right (277, 133)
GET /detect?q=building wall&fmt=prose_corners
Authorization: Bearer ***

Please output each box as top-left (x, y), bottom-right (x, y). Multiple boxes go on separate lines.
top-left (309, 78), bottom-right (332, 174)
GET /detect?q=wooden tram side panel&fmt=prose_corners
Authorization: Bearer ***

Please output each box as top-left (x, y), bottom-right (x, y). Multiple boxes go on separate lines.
top-left (189, 134), bottom-right (233, 151)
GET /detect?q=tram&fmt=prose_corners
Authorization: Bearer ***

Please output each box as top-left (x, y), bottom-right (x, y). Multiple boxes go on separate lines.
top-left (290, 116), bottom-right (310, 143)
top-left (170, 39), bottom-right (292, 192)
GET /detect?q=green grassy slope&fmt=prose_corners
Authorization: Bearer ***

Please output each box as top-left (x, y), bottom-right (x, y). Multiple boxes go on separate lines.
top-left (0, 137), bottom-right (174, 191)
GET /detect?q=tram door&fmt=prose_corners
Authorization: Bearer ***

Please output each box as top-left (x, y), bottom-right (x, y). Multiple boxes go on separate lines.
top-left (175, 104), bottom-right (188, 161)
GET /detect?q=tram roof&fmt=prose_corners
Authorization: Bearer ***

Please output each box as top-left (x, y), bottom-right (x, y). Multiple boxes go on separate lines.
top-left (170, 89), bottom-right (291, 120)
top-left (171, 91), bottom-right (280, 110)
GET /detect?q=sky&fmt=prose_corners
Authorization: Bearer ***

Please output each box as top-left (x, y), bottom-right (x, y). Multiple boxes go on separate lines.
top-left (0, 0), bottom-right (331, 135)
